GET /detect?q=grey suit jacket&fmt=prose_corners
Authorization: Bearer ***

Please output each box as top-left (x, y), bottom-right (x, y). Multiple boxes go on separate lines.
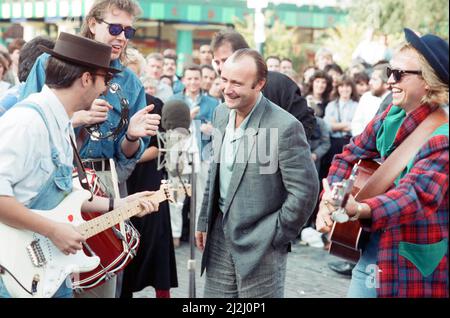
top-left (197, 95), bottom-right (319, 279)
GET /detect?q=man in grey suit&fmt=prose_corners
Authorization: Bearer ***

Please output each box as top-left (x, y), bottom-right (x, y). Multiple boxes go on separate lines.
top-left (195, 49), bottom-right (319, 298)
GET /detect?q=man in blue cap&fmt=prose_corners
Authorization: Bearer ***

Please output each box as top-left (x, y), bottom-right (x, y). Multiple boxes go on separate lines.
top-left (316, 28), bottom-right (448, 297)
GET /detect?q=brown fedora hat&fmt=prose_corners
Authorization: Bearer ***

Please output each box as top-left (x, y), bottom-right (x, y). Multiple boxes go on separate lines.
top-left (39, 32), bottom-right (121, 74)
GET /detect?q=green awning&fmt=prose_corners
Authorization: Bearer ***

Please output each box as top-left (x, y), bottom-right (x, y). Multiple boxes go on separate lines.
top-left (0, 0), bottom-right (347, 29)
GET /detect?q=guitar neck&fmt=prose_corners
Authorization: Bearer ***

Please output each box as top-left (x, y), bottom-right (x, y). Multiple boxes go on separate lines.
top-left (77, 190), bottom-right (166, 239)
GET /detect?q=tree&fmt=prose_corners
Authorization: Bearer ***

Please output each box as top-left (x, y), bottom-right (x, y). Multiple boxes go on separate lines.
top-left (318, 0), bottom-right (448, 69)
top-left (317, 22), bottom-right (367, 70)
top-left (348, 0), bottom-right (449, 39)
top-left (234, 12), bottom-right (314, 74)
top-left (235, 1), bottom-right (448, 73)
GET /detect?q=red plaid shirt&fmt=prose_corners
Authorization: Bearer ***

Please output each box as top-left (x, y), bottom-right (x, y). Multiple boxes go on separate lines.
top-left (328, 104), bottom-right (448, 297)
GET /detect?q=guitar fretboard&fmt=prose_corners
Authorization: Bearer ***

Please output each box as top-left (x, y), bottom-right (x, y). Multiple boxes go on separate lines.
top-left (77, 190), bottom-right (167, 239)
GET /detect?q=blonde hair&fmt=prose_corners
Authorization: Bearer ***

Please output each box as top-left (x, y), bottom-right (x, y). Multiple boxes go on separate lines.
top-left (315, 48), bottom-right (333, 63)
top-left (123, 47), bottom-right (145, 76)
top-left (141, 75), bottom-right (159, 89)
top-left (399, 44), bottom-right (449, 106)
top-left (80, 0), bottom-right (142, 59)
top-left (146, 52), bottom-right (164, 63)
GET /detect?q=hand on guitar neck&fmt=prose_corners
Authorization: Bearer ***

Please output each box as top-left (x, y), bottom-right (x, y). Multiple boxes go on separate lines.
top-left (0, 182), bottom-right (187, 298)
top-left (316, 160), bottom-right (379, 262)
top-left (41, 191), bottom-right (160, 256)
top-left (316, 178), bottom-right (370, 233)
top-left (113, 191), bottom-right (160, 218)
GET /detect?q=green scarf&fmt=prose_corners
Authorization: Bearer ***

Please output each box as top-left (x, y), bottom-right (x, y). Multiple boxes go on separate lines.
top-left (376, 106), bottom-right (449, 186)
top-left (376, 106), bottom-right (407, 185)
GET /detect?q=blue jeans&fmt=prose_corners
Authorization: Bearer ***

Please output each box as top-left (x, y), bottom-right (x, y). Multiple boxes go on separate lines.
top-left (0, 277), bottom-right (73, 298)
top-left (203, 213), bottom-right (287, 298)
top-left (347, 232), bottom-right (380, 298)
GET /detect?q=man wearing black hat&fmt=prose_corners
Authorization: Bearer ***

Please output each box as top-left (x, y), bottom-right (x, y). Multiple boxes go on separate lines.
top-left (0, 32), bottom-right (159, 298)
top-left (316, 28), bottom-right (448, 298)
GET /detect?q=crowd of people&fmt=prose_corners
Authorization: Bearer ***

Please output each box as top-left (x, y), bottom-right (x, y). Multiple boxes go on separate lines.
top-left (0, 0), bottom-right (448, 299)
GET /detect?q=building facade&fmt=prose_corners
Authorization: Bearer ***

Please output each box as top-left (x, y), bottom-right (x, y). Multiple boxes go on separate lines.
top-left (0, 0), bottom-right (347, 72)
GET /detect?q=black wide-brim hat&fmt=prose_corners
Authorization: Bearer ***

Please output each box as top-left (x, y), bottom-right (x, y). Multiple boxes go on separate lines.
top-left (404, 28), bottom-right (449, 85)
top-left (39, 32), bottom-right (121, 74)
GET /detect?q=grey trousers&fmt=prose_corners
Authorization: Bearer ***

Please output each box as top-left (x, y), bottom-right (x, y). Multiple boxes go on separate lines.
top-left (203, 213), bottom-right (287, 298)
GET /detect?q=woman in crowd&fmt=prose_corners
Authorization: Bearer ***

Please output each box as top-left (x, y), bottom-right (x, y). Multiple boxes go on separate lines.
top-left (321, 75), bottom-right (359, 180)
top-left (120, 48), bottom-right (178, 298)
top-left (305, 70), bottom-right (333, 117)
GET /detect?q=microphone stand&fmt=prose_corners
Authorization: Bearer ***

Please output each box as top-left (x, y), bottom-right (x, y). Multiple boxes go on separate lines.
top-left (158, 129), bottom-right (198, 298)
top-left (187, 152), bottom-right (197, 298)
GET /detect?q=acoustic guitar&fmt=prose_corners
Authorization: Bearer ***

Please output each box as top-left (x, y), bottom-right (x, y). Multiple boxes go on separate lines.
top-left (327, 107), bottom-right (448, 262)
top-left (328, 159), bottom-right (380, 262)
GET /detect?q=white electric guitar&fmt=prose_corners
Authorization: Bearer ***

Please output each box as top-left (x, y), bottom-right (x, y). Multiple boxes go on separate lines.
top-left (0, 182), bottom-right (188, 298)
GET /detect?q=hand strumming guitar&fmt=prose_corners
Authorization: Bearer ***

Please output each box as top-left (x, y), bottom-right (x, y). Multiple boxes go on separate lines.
top-left (115, 191), bottom-right (160, 217)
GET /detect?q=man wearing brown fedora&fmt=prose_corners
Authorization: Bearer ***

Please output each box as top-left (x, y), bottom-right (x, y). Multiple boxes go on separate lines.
top-left (316, 28), bottom-right (448, 297)
top-left (0, 32), bottom-right (160, 298)
top-left (20, 0), bottom-right (159, 190)
top-left (18, 0), bottom-right (160, 298)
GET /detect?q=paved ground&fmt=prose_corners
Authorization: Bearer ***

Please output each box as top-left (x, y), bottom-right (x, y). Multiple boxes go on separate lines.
top-left (134, 240), bottom-right (351, 298)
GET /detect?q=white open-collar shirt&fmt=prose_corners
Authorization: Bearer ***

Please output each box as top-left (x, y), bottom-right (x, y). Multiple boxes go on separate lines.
top-left (0, 85), bottom-right (74, 206)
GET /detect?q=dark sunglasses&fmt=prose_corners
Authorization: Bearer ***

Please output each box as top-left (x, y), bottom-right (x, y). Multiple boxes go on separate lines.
top-left (92, 72), bottom-right (114, 86)
top-left (386, 66), bottom-right (422, 83)
top-left (98, 19), bottom-right (136, 39)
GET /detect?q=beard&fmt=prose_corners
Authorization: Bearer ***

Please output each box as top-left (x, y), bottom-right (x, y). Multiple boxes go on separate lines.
top-left (371, 86), bottom-right (386, 97)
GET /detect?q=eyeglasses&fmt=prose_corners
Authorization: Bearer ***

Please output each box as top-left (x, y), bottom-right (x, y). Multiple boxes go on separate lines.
top-left (386, 67), bottom-right (422, 83)
top-left (92, 72), bottom-right (114, 86)
top-left (97, 19), bottom-right (136, 39)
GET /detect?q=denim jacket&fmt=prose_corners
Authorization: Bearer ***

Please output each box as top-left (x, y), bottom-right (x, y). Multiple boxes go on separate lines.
top-left (19, 54), bottom-right (148, 182)
top-left (0, 83), bottom-right (24, 117)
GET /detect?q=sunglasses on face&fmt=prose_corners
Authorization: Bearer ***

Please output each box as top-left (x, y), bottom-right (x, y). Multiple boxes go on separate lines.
top-left (98, 19), bottom-right (136, 39)
top-left (386, 66), bottom-right (422, 83)
top-left (92, 72), bottom-right (114, 86)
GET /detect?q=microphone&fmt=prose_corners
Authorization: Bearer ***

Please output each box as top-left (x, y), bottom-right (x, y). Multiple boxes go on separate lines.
top-left (161, 99), bottom-right (191, 130)
top-left (158, 101), bottom-right (200, 298)
top-left (157, 100), bottom-right (197, 180)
